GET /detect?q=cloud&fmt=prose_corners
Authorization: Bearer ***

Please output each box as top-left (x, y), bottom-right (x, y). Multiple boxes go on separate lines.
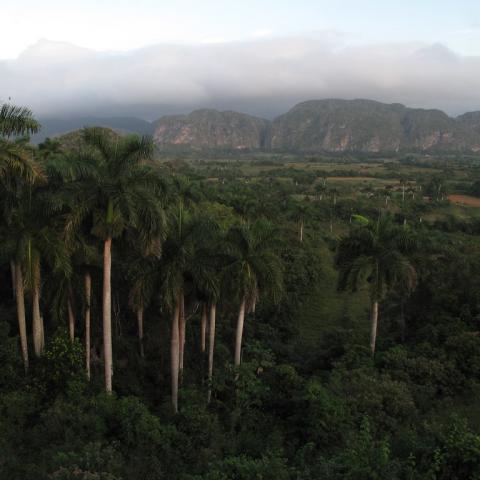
top-left (251, 29), bottom-right (273, 39)
top-left (1, 35), bottom-right (480, 120)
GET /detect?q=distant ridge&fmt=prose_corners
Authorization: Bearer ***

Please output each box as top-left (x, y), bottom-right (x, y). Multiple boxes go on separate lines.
top-left (269, 99), bottom-right (479, 152)
top-left (34, 99), bottom-right (480, 153)
top-left (32, 116), bottom-right (153, 143)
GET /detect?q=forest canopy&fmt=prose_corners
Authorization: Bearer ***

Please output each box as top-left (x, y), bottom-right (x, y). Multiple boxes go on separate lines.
top-left (1, 104), bottom-right (480, 479)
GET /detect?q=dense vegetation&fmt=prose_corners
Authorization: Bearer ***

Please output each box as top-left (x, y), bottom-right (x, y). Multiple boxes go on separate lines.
top-left (2, 104), bottom-right (480, 479)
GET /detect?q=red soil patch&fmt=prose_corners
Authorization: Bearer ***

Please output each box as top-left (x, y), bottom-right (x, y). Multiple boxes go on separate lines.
top-left (448, 194), bottom-right (480, 207)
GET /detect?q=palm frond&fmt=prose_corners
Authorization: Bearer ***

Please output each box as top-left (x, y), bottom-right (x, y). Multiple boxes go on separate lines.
top-left (0, 103), bottom-right (40, 136)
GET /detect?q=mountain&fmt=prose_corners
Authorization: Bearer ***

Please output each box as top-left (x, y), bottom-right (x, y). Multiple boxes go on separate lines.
top-left (152, 109), bottom-right (269, 150)
top-left (457, 111), bottom-right (480, 135)
top-left (270, 99), bottom-right (479, 152)
top-left (32, 100), bottom-right (480, 153)
top-left (32, 116), bottom-right (153, 143)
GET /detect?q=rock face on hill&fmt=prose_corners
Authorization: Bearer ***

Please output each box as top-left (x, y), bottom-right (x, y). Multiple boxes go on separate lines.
top-left (457, 111), bottom-right (480, 136)
top-left (152, 109), bottom-right (269, 150)
top-left (39, 99), bottom-right (480, 153)
top-left (270, 99), bottom-right (479, 152)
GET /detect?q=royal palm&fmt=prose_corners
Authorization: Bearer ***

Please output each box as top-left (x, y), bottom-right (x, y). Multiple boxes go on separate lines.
top-left (336, 216), bottom-right (417, 356)
top-left (64, 128), bottom-right (164, 392)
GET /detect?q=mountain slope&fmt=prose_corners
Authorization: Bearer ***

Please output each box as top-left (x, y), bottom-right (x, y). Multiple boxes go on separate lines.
top-left (32, 99), bottom-right (480, 153)
top-left (32, 116), bottom-right (153, 143)
top-left (271, 99), bottom-right (478, 152)
top-left (152, 109), bottom-right (269, 150)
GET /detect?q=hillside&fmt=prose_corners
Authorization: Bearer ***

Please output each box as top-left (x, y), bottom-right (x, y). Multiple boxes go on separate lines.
top-left (457, 111), bottom-right (480, 135)
top-left (32, 116), bottom-right (153, 143)
top-left (270, 99), bottom-right (479, 152)
top-left (33, 100), bottom-right (480, 153)
top-left (152, 109), bottom-right (269, 150)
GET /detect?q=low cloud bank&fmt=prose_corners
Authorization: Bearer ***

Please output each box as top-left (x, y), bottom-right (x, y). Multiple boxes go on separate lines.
top-left (2, 36), bottom-right (480, 119)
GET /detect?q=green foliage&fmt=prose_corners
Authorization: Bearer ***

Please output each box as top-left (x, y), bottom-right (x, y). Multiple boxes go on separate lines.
top-left (38, 330), bottom-right (86, 396)
top-left (3, 128), bottom-right (480, 479)
top-left (194, 453), bottom-right (290, 480)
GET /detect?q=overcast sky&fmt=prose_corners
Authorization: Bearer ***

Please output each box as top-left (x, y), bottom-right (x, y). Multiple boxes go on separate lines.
top-left (2, 0), bottom-right (480, 119)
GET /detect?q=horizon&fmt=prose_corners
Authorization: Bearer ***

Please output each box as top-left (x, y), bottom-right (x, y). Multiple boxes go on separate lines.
top-left (35, 97), bottom-right (480, 124)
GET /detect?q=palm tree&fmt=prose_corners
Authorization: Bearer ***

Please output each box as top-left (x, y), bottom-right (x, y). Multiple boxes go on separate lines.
top-left (160, 210), bottom-right (217, 412)
top-left (127, 248), bottom-right (160, 358)
top-left (288, 199), bottom-right (310, 242)
top-left (336, 216), bottom-right (417, 356)
top-left (0, 105), bottom-right (43, 369)
top-left (314, 183), bottom-right (326, 201)
top-left (190, 221), bottom-right (224, 403)
top-left (42, 148), bottom-right (103, 376)
top-left (224, 220), bottom-right (283, 367)
top-left (1, 227), bottom-right (30, 371)
top-left (399, 177), bottom-right (407, 203)
top-left (5, 168), bottom-right (71, 358)
top-left (0, 104), bottom-right (41, 183)
top-left (160, 212), bottom-right (192, 413)
top-left (63, 128), bottom-right (164, 393)
top-left (0, 103), bottom-right (40, 137)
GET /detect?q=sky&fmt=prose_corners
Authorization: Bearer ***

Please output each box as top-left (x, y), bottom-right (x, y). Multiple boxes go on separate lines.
top-left (2, 0), bottom-right (480, 119)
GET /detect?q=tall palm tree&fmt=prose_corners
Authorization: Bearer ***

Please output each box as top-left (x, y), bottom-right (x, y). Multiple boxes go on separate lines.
top-left (63, 127), bottom-right (164, 393)
top-left (160, 210), bottom-right (216, 412)
top-left (0, 104), bottom-right (43, 369)
top-left (127, 245), bottom-right (160, 358)
top-left (0, 104), bottom-right (41, 183)
top-left (224, 220), bottom-right (283, 367)
top-left (4, 168), bottom-right (71, 359)
top-left (288, 199), bottom-right (310, 243)
top-left (0, 154), bottom-right (41, 369)
top-left (190, 221), bottom-right (224, 403)
top-left (336, 216), bottom-right (417, 356)
top-left (42, 147), bottom-right (102, 377)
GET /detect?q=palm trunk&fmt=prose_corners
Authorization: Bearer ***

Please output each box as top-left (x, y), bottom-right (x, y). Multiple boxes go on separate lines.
top-left (103, 236), bottom-right (113, 393)
top-left (40, 315), bottom-right (45, 352)
top-left (68, 295), bottom-right (75, 341)
top-left (178, 293), bottom-right (185, 380)
top-left (370, 300), bottom-right (379, 356)
top-left (15, 263), bottom-right (28, 372)
top-left (84, 271), bottom-right (91, 380)
top-left (137, 307), bottom-right (145, 358)
top-left (171, 299), bottom-right (180, 413)
top-left (32, 257), bottom-right (43, 357)
top-left (234, 297), bottom-right (246, 367)
top-left (299, 220), bottom-right (304, 242)
top-left (207, 302), bottom-right (216, 404)
top-left (200, 303), bottom-right (207, 354)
